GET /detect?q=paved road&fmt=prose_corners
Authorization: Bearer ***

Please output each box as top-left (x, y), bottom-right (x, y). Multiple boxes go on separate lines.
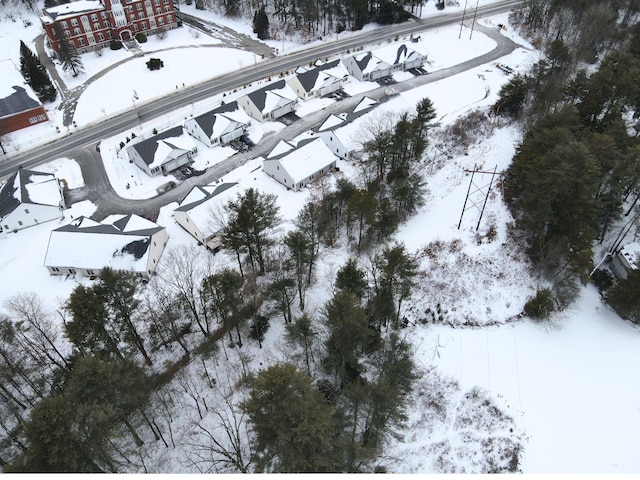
top-left (3, 0), bottom-right (525, 221)
top-left (0, 0), bottom-right (523, 177)
top-left (74, 21), bottom-right (523, 221)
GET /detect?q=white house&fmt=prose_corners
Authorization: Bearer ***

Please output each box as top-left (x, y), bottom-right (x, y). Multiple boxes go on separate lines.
top-left (184, 101), bottom-right (251, 148)
top-left (315, 96), bottom-right (380, 159)
top-left (173, 182), bottom-right (241, 251)
top-left (0, 168), bottom-right (65, 234)
top-left (239, 80), bottom-right (298, 122)
top-left (127, 126), bottom-right (198, 177)
top-left (287, 60), bottom-right (349, 100)
top-left (263, 137), bottom-right (338, 192)
top-left (610, 242), bottom-right (640, 279)
top-left (44, 214), bottom-right (168, 278)
top-left (342, 43), bottom-right (427, 81)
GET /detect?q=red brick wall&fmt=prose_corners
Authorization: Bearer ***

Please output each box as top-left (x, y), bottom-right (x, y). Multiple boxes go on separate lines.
top-left (0, 106), bottom-right (49, 134)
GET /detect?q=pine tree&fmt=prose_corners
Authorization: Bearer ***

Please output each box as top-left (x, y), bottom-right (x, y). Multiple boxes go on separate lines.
top-left (19, 41), bottom-right (57, 102)
top-left (53, 23), bottom-right (84, 77)
top-left (252, 7), bottom-right (270, 40)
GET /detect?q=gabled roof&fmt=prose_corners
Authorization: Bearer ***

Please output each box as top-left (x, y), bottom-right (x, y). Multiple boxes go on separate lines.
top-left (190, 101), bottom-right (250, 139)
top-left (351, 51), bottom-right (391, 75)
top-left (0, 60), bottom-right (43, 118)
top-left (128, 126), bottom-right (196, 168)
top-left (44, 214), bottom-right (165, 272)
top-left (0, 169), bottom-right (60, 219)
top-left (317, 96), bottom-right (379, 132)
top-left (245, 80), bottom-right (296, 114)
top-left (174, 182), bottom-right (241, 238)
top-left (374, 43), bottom-right (425, 66)
top-left (618, 242), bottom-right (640, 271)
top-left (265, 137), bottom-right (337, 185)
top-left (294, 60), bottom-right (345, 93)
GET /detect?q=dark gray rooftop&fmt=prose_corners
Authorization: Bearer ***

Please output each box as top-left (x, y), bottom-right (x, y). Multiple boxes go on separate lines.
top-left (246, 79), bottom-right (287, 113)
top-left (296, 60), bottom-right (341, 93)
top-left (0, 169), bottom-right (55, 219)
top-left (192, 101), bottom-right (240, 137)
top-left (0, 86), bottom-right (42, 118)
top-left (54, 214), bottom-right (163, 237)
top-left (129, 125), bottom-right (184, 166)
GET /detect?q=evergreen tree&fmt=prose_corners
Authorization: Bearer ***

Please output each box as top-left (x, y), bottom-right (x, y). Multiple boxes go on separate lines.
top-left (606, 269), bottom-right (640, 324)
top-left (335, 258), bottom-right (368, 300)
top-left (19, 41), bottom-right (56, 102)
top-left (52, 23), bottom-right (84, 77)
top-left (222, 188), bottom-right (280, 275)
top-left (242, 363), bottom-right (340, 472)
top-left (253, 7), bottom-right (270, 40)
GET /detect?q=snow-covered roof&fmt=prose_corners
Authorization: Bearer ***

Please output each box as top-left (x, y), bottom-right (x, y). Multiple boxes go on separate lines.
top-left (190, 101), bottom-right (251, 140)
top-left (292, 60), bottom-right (348, 94)
top-left (318, 96), bottom-right (379, 132)
top-left (0, 169), bottom-right (61, 219)
top-left (0, 60), bottom-right (43, 118)
top-left (618, 242), bottom-right (640, 271)
top-left (245, 80), bottom-right (297, 115)
top-left (174, 182), bottom-right (241, 237)
top-left (44, 214), bottom-right (165, 274)
top-left (373, 43), bottom-right (427, 67)
top-left (43, 0), bottom-right (104, 22)
top-left (128, 126), bottom-right (197, 168)
top-left (266, 137), bottom-right (337, 185)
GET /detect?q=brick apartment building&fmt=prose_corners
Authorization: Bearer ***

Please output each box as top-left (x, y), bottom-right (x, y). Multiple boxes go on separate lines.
top-left (41, 0), bottom-right (179, 55)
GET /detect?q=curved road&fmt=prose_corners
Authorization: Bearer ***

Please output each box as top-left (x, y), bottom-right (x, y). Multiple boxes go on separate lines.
top-left (4, 0), bottom-right (525, 220)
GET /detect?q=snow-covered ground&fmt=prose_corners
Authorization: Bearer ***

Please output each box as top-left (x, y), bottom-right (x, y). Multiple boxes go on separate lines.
top-left (1, 2), bottom-right (640, 474)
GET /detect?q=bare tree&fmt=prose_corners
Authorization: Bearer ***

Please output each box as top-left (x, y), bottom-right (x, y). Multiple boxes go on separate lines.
top-left (156, 245), bottom-right (215, 338)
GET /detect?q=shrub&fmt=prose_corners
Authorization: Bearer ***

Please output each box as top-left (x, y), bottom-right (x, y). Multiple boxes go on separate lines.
top-left (591, 268), bottom-right (614, 292)
top-left (135, 32), bottom-right (147, 43)
top-left (524, 289), bottom-right (555, 320)
top-left (110, 40), bottom-right (123, 50)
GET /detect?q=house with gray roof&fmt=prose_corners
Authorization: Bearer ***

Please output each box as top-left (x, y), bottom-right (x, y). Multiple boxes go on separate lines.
top-left (126, 126), bottom-right (198, 177)
top-left (0, 60), bottom-right (49, 133)
top-left (316, 96), bottom-right (380, 159)
top-left (342, 43), bottom-right (427, 81)
top-left (239, 80), bottom-right (298, 122)
top-left (611, 242), bottom-right (640, 280)
top-left (184, 101), bottom-right (251, 148)
top-left (173, 182), bottom-right (241, 251)
top-left (0, 168), bottom-right (65, 234)
top-left (287, 60), bottom-right (348, 100)
top-left (44, 214), bottom-right (168, 278)
top-left (263, 137), bottom-right (337, 192)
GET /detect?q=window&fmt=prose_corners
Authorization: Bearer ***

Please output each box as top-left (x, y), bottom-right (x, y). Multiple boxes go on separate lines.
top-left (154, 0), bottom-right (160, 4)
top-left (105, 20), bottom-right (110, 27)
top-left (18, 221), bottom-right (23, 226)
top-left (101, 12), bottom-right (107, 19)
top-left (64, 29), bottom-right (71, 37)
top-left (141, 21), bottom-right (147, 29)
top-left (71, 18), bottom-right (78, 26)
top-left (167, 14), bottom-right (172, 21)
top-left (87, 270), bottom-right (95, 275)
top-left (91, 13), bottom-right (98, 21)
top-left (52, 267), bottom-right (60, 272)
top-left (158, 16), bottom-right (164, 25)
top-left (155, 7), bottom-right (161, 14)
top-left (74, 27), bottom-right (81, 35)
top-left (98, 32), bottom-right (104, 41)
top-left (69, 269), bottom-right (76, 274)
top-left (137, 2), bottom-right (143, 9)
top-left (61, 20), bottom-right (68, 28)
top-left (153, 241), bottom-right (157, 246)
top-left (108, 31), bottom-right (113, 38)
top-left (164, 5), bottom-right (170, 12)
top-left (134, 23), bottom-right (139, 31)
top-left (24, 208), bottom-right (29, 214)
top-left (78, 37), bottom-right (85, 46)
top-left (94, 22), bottom-right (100, 30)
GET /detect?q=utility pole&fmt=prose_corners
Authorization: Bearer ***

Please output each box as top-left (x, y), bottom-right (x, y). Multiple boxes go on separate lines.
top-left (459, 0), bottom-right (469, 39)
top-left (457, 165), bottom-right (498, 230)
top-left (469, 0), bottom-right (480, 39)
